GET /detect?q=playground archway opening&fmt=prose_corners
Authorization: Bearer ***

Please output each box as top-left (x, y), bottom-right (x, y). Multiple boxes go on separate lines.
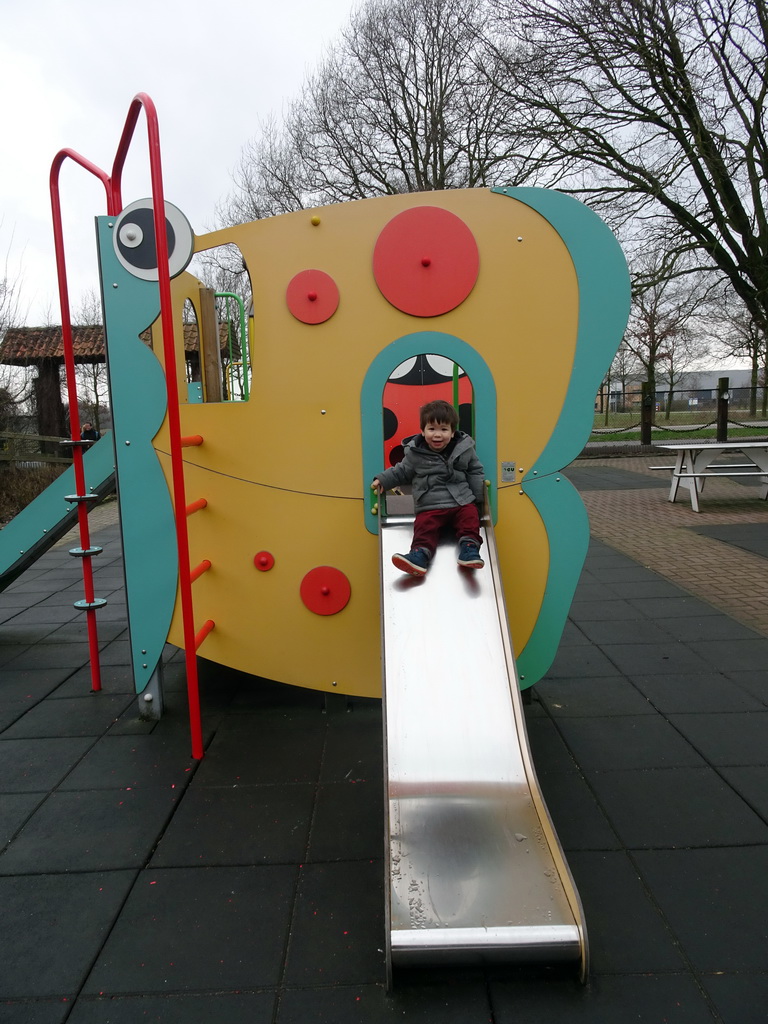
top-left (361, 331), bottom-right (497, 535)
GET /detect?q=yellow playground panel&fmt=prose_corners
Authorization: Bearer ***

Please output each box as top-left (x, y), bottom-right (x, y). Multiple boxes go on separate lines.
top-left (124, 187), bottom-right (628, 697)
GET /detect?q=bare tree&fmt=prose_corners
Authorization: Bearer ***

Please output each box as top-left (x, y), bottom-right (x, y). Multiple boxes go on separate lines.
top-left (73, 288), bottom-right (109, 433)
top-left (219, 0), bottom-right (536, 224)
top-left (706, 282), bottom-right (767, 415)
top-left (486, 0), bottom-right (768, 337)
top-left (0, 224), bottom-right (31, 426)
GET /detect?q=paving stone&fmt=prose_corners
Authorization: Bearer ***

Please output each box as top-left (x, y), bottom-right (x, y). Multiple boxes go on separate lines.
top-left (150, 783), bottom-right (314, 866)
top-left (0, 788), bottom-right (180, 874)
top-left (66, 992), bottom-right (275, 1024)
top-left (634, 847), bottom-right (768, 971)
top-left (0, 870), bottom-right (136, 998)
top-left (284, 860), bottom-right (385, 986)
top-left (84, 866), bottom-right (295, 994)
top-left (587, 766), bottom-right (768, 848)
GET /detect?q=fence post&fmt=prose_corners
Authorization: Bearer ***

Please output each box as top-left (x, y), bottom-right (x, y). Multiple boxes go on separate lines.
top-left (717, 376), bottom-right (729, 443)
top-left (640, 381), bottom-right (653, 446)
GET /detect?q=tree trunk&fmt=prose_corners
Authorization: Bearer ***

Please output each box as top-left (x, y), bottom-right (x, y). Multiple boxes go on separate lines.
top-left (34, 360), bottom-right (67, 453)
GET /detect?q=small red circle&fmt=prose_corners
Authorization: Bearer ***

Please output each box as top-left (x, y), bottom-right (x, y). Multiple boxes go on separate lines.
top-left (286, 270), bottom-right (339, 324)
top-left (300, 567), bottom-right (351, 616)
top-left (254, 551), bottom-right (275, 571)
top-left (373, 207), bottom-right (479, 317)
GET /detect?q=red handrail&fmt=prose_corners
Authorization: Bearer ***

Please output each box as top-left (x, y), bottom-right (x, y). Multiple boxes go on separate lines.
top-left (49, 93), bottom-right (206, 759)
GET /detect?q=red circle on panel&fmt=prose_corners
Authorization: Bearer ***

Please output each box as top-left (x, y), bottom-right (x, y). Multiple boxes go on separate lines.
top-left (300, 566), bottom-right (351, 615)
top-left (373, 207), bottom-right (479, 317)
top-left (254, 551), bottom-right (275, 571)
top-left (286, 270), bottom-right (340, 324)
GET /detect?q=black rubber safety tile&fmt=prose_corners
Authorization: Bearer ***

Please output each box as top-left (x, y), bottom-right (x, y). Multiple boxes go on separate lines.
top-left (692, 522), bottom-right (768, 559)
top-left (0, 668), bottom-right (77, 702)
top-left (725, 670), bottom-right (768, 705)
top-left (150, 783), bottom-right (314, 867)
top-left (96, 641), bottom-right (132, 666)
top-left (277, 981), bottom-right (492, 1023)
top-left (599, 642), bottom-right (712, 676)
top-left (634, 847), bottom-right (768, 972)
top-left (0, 870), bottom-right (136, 999)
top-left (700, 972), bottom-right (768, 1024)
top-left (37, 621), bottom-right (126, 645)
top-left (0, 737), bottom-right (94, 792)
top-left (283, 860), bottom-right (385, 986)
top-left (557, 621), bottom-right (591, 646)
top-left (84, 865), bottom-right (295, 994)
top-left (0, 1000), bottom-right (70, 1023)
top-left (0, 644), bottom-right (33, 668)
top-left (0, 788), bottom-right (180, 874)
top-left (194, 713), bottom-right (326, 786)
top-left (524, 718), bottom-right (580, 774)
top-left (1, 694), bottom-right (134, 739)
top-left (308, 782), bottom-right (384, 862)
top-left (5, 606), bottom-right (78, 626)
top-left (225, 673), bottom-right (326, 712)
top-left (59, 733), bottom-right (196, 790)
top-left (629, 595), bottom-right (723, 619)
top-left (52, 664), bottom-right (136, 698)
top-left (565, 466), bottom-right (668, 491)
top-left (690, 638), bottom-right (768, 674)
top-left (557, 716), bottom-right (705, 772)
top-left (569, 598), bottom-right (648, 621)
top-left (575, 618), bottom-right (676, 645)
top-left (542, 645), bottom-right (622, 679)
top-left (571, 581), bottom-right (626, 603)
top-left (321, 705), bottom-right (383, 783)
top-left (628, 672), bottom-right (764, 713)
top-left (660, 614), bottom-right (761, 643)
top-left (668, 711), bottom-right (768, 766)
top-left (607, 579), bottom-right (685, 600)
top-left (536, 772), bottom-right (620, 851)
top-left (0, 700), bottom-right (39, 731)
top-left (535, 676), bottom-right (655, 717)
top-left (67, 992), bottom-right (275, 1024)
top-left (491, 972), bottom-right (716, 1024)
top-left (719, 766), bottom-right (768, 820)
top-left (0, 792), bottom-right (42, 844)
top-left (587, 767), bottom-right (768, 849)
top-left (2, 643), bottom-right (92, 670)
top-left (566, 851), bottom-right (686, 973)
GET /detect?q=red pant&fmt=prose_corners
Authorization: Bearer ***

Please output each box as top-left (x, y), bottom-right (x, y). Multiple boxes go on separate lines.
top-left (411, 504), bottom-right (481, 557)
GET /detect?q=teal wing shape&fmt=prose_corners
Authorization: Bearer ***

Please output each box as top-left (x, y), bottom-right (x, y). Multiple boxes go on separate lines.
top-left (96, 216), bottom-right (178, 694)
top-left (491, 187), bottom-right (631, 685)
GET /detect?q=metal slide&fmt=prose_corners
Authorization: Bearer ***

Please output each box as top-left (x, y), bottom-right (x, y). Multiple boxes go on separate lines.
top-left (0, 435), bottom-right (115, 592)
top-left (380, 508), bottom-right (588, 980)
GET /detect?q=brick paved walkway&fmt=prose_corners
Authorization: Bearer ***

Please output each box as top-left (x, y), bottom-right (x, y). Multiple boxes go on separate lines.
top-left (574, 455), bottom-right (768, 638)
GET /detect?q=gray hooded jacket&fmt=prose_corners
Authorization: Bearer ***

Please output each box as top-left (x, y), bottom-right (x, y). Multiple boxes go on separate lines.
top-left (375, 431), bottom-right (485, 513)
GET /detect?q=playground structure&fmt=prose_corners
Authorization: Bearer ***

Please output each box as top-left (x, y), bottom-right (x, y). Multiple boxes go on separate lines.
top-left (0, 95), bottom-right (630, 979)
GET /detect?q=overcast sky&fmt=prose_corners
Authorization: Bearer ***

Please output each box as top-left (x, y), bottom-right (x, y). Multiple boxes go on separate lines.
top-left (1, 0), bottom-right (358, 325)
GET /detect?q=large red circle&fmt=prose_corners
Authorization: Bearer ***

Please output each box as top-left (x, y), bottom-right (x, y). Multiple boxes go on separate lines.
top-left (373, 207), bottom-right (479, 317)
top-left (286, 269), bottom-right (339, 324)
top-left (300, 566), bottom-right (351, 615)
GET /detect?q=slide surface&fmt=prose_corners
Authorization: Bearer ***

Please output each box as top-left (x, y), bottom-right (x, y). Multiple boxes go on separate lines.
top-left (380, 510), bottom-right (587, 977)
top-left (0, 435), bottom-right (116, 592)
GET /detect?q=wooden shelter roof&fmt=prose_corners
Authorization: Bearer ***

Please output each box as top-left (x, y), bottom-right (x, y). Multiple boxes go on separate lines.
top-left (0, 324), bottom-right (231, 366)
